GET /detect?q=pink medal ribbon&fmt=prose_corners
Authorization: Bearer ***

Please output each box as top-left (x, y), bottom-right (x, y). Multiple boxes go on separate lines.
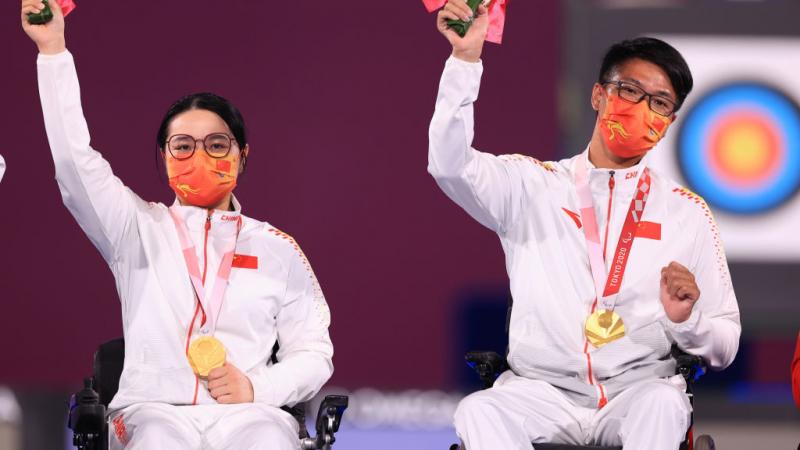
top-left (168, 205), bottom-right (242, 335)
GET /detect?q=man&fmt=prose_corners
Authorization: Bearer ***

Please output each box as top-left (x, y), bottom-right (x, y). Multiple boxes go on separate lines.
top-left (428, 2), bottom-right (741, 449)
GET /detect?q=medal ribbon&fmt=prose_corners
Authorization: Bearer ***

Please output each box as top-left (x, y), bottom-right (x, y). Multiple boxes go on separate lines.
top-left (169, 205), bottom-right (242, 335)
top-left (574, 153), bottom-right (652, 310)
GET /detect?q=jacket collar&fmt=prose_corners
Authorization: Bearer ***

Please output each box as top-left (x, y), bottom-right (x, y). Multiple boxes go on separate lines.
top-left (581, 148), bottom-right (649, 195)
top-left (169, 195), bottom-right (242, 233)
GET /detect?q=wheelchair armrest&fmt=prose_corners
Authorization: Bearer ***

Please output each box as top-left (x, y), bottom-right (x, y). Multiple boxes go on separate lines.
top-left (282, 403), bottom-right (309, 439)
top-left (301, 395), bottom-right (349, 450)
top-left (465, 351), bottom-right (508, 389)
top-left (672, 347), bottom-right (707, 383)
top-left (68, 378), bottom-right (106, 449)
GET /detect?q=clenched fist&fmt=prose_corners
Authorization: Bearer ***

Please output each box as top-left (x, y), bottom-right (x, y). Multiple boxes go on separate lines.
top-left (437, 0), bottom-right (489, 63)
top-left (207, 362), bottom-right (255, 404)
top-left (660, 261), bottom-right (700, 324)
top-left (21, 0), bottom-right (65, 55)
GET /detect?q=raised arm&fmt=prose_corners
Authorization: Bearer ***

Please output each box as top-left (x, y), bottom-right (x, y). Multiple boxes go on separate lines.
top-left (428, 1), bottom-right (534, 234)
top-left (248, 248), bottom-right (334, 407)
top-left (23, 0), bottom-right (139, 263)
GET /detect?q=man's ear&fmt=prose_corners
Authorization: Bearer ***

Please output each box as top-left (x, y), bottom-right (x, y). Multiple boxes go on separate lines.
top-left (591, 82), bottom-right (604, 112)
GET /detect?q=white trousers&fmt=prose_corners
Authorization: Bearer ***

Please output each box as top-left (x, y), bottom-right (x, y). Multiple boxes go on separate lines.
top-left (454, 372), bottom-right (691, 450)
top-left (108, 402), bottom-right (299, 450)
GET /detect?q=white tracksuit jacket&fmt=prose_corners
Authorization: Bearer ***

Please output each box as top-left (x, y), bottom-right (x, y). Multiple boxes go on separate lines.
top-left (429, 56), bottom-right (741, 408)
top-left (37, 51), bottom-right (333, 412)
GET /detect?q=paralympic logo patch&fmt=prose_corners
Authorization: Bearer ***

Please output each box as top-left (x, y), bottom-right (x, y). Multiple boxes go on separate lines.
top-left (676, 82), bottom-right (800, 214)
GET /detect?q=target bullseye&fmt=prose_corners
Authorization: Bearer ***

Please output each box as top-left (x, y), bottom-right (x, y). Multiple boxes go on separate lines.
top-left (677, 83), bottom-right (800, 214)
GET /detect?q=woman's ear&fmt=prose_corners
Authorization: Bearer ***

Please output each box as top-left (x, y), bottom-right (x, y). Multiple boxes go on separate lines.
top-left (239, 145), bottom-right (250, 175)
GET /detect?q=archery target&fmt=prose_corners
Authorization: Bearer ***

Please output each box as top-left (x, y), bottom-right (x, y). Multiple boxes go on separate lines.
top-left (651, 36), bottom-right (800, 261)
top-left (677, 82), bottom-right (800, 214)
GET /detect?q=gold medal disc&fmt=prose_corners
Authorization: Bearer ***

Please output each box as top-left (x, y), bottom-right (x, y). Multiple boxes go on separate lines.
top-left (187, 336), bottom-right (226, 377)
top-left (585, 309), bottom-right (625, 348)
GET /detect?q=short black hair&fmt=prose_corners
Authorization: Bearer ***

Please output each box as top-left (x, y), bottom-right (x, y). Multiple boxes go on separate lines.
top-left (598, 37), bottom-right (693, 111)
top-left (156, 92), bottom-right (248, 150)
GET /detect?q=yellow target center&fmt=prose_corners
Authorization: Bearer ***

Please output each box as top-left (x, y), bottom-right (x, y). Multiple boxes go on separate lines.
top-left (716, 122), bottom-right (773, 180)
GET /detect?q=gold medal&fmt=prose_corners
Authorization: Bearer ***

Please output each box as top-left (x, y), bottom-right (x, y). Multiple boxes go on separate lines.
top-left (585, 309), bottom-right (625, 348)
top-left (187, 336), bottom-right (226, 377)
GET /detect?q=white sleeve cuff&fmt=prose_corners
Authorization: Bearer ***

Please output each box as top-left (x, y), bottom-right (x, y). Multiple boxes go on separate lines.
top-left (446, 54), bottom-right (483, 69)
top-left (37, 49), bottom-right (72, 63)
top-left (666, 309), bottom-right (702, 335)
top-left (248, 366), bottom-right (297, 407)
top-left (444, 55), bottom-right (484, 90)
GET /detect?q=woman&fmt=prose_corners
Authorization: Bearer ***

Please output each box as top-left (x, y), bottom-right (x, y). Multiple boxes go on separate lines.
top-left (21, 1), bottom-right (333, 449)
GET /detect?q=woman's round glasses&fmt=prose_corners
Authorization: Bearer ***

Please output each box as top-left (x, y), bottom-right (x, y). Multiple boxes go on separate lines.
top-left (166, 133), bottom-right (237, 160)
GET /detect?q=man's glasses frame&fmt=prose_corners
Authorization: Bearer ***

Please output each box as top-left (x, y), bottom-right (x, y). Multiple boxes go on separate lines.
top-left (602, 80), bottom-right (677, 117)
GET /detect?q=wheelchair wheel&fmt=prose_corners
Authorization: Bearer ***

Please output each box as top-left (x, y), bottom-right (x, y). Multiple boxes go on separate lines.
top-left (694, 435), bottom-right (715, 450)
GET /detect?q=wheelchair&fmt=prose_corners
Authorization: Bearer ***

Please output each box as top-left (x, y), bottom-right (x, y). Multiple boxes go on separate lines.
top-left (447, 299), bottom-right (716, 450)
top-left (67, 338), bottom-right (348, 450)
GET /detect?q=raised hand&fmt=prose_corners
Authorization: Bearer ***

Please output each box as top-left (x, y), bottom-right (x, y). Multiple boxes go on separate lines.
top-left (437, 0), bottom-right (489, 63)
top-left (21, 0), bottom-right (65, 55)
top-left (660, 261), bottom-right (701, 324)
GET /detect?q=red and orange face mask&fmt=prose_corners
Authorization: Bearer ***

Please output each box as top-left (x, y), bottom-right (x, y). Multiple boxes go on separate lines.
top-left (600, 95), bottom-right (673, 159)
top-left (166, 151), bottom-right (239, 208)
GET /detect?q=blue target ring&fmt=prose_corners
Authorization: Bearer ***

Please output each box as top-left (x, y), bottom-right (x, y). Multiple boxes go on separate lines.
top-left (676, 82), bottom-right (800, 214)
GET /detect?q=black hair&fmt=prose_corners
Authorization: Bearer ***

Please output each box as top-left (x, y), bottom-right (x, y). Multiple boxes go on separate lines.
top-left (157, 92), bottom-right (247, 149)
top-left (598, 37), bottom-right (693, 111)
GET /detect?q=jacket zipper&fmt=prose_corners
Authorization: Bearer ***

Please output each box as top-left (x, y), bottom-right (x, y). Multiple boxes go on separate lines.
top-left (596, 171), bottom-right (615, 408)
top-left (584, 171), bottom-right (615, 409)
top-left (186, 210), bottom-right (213, 405)
top-left (201, 211), bottom-right (211, 325)
top-left (602, 171), bottom-right (616, 262)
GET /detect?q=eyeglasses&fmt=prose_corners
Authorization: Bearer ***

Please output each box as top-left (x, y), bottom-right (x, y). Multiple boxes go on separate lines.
top-left (602, 80), bottom-right (677, 117)
top-left (166, 133), bottom-right (237, 160)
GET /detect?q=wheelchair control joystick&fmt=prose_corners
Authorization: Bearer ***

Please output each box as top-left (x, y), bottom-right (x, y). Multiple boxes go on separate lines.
top-left (68, 377), bottom-right (107, 450)
top-left (78, 378), bottom-right (100, 404)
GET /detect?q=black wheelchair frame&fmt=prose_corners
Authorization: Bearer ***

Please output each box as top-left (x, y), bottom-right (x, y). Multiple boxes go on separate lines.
top-left (67, 338), bottom-right (348, 450)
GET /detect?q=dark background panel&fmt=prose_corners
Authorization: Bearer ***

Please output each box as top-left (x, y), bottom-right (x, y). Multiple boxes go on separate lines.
top-left (1, 0), bottom-right (560, 391)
